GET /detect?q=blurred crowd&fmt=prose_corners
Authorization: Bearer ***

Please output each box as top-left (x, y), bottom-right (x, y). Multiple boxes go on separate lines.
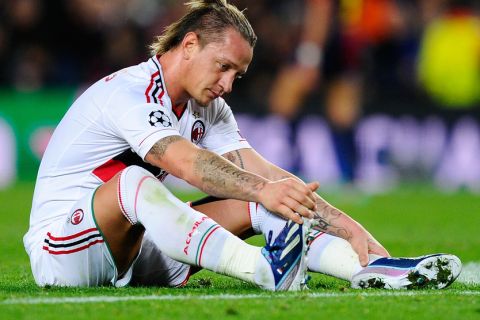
top-left (1, 0), bottom-right (480, 115)
top-left (1, 0), bottom-right (480, 190)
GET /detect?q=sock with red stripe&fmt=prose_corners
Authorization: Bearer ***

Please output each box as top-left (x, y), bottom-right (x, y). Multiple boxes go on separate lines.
top-left (118, 166), bottom-right (263, 284)
top-left (248, 202), bottom-right (363, 281)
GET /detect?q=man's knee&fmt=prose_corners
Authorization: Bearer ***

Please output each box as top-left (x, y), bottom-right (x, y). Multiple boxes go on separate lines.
top-left (118, 165), bottom-right (159, 225)
top-left (120, 165), bottom-right (156, 185)
top-left (118, 165), bottom-right (182, 224)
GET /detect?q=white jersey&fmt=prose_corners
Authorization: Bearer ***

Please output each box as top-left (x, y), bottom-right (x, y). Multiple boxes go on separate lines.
top-left (24, 56), bottom-right (250, 254)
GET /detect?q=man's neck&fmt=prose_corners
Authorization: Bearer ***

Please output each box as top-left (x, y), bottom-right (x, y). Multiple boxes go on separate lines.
top-left (158, 52), bottom-right (190, 108)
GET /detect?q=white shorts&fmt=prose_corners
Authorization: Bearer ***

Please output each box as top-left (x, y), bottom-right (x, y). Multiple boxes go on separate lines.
top-left (29, 189), bottom-right (191, 287)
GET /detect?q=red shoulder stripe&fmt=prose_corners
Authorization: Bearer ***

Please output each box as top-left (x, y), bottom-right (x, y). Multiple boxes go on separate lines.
top-left (145, 71), bottom-right (160, 103)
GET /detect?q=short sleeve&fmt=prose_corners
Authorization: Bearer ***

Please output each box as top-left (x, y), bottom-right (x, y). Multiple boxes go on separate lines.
top-left (105, 101), bottom-right (180, 160)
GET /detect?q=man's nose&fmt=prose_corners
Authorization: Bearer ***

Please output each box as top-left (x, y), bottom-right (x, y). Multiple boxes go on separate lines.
top-left (219, 74), bottom-right (234, 94)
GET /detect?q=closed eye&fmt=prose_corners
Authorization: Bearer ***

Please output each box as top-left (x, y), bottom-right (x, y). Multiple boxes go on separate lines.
top-left (217, 61), bottom-right (246, 79)
top-left (218, 62), bottom-right (230, 72)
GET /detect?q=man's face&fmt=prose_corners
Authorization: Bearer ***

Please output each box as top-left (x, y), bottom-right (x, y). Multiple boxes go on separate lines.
top-left (183, 28), bottom-right (253, 106)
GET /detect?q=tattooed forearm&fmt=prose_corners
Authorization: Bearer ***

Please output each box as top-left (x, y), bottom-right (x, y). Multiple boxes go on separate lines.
top-left (312, 197), bottom-right (352, 240)
top-left (223, 150), bottom-right (245, 169)
top-left (195, 149), bottom-right (266, 200)
top-left (313, 222), bottom-right (351, 240)
top-left (148, 136), bottom-right (184, 160)
top-left (314, 217), bottom-right (330, 231)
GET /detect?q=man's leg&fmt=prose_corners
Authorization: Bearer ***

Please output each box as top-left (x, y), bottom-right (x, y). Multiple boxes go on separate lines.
top-left (192, 197), bottom-right (363, 281)
top-left (191, 196), bottom-right (254, 239)
top-left (93, 165), bottom-right (309, 290)
top-left (194, 198), bottom-right (462, 289)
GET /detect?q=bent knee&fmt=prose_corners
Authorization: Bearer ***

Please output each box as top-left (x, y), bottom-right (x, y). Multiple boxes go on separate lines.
top-left (118, 165), bottom-right (178, 223)
top-left (121, 165), bottom-right (157, 183)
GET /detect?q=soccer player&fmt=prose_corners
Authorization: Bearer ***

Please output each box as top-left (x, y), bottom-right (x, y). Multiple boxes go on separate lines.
top-left (24, 0), bottom-right (461, 291)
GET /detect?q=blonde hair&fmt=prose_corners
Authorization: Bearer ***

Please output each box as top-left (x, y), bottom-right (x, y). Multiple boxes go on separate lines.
top-left (150, 0), bottom-right (257, 55)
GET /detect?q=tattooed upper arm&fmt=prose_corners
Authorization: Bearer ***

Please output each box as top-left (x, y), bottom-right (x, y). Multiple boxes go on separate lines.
top-left (147, 135), bottom-right (184, 161)
top-left (222, 150), bottom-right (245, 169)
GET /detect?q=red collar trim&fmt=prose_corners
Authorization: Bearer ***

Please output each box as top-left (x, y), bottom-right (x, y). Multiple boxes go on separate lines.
top-left (172, 103), bottom-right (187, 120)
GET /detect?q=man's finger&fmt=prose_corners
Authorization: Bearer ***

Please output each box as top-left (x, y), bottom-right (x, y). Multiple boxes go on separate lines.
top-left (368, 242), bottom-right (391, 257)
top-left (359, 251), bottom-right (369, 267)
top-left (281, 197), bottom-right (314, 219)
top-left (305, 182), bottom-right (319, 210)
top-left (353, 240), bottom-right (369, 267)
top-left (277, 205), bottom-right (303, 224)
top-left (287, 186), bottom-right (317, 210)
top-left (307, 181), bottom-right (320, 192)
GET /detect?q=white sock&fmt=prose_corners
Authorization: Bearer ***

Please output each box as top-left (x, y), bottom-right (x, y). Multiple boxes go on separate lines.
top-left (249, 202), bottom-right (364, 281)
top-left (307, 230), bottom-right (363, 280)
top-left (118, 166), bottom-right (265, 284)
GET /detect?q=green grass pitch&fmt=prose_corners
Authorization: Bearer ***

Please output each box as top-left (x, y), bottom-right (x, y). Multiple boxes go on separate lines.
top-left (0, 182), bottom-right (479, 319)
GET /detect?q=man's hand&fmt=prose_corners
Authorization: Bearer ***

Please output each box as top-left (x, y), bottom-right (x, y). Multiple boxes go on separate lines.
top-left (258, 178), bottom-right (319, 224)
top-left (348, 226), bottom-right (390, 267)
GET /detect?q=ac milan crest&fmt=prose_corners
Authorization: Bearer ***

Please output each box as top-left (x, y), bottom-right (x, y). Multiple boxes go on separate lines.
top-left (191, 120), bottom-right (205, 144)
top-left (71, 209), bottom-right (84, 225)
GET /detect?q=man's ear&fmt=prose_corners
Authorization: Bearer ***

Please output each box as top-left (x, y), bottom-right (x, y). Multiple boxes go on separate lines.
top-left (182, 32), bottom-right (200, 60)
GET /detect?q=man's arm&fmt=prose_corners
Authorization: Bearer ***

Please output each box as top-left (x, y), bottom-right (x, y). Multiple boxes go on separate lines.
top-left (223, 148), bottom-right (390, 266)
top-left (145, 136), bottom-right (319, 223)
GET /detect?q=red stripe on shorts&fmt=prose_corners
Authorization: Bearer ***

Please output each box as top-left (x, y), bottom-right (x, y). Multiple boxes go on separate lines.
top-left (47, 228), bottom-right (98, 241)
top-left (42, 239), bottom-right (105, 255)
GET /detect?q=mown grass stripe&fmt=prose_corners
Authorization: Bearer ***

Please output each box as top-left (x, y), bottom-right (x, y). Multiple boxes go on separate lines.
top-left (3, 290), bottom-right (479, 305)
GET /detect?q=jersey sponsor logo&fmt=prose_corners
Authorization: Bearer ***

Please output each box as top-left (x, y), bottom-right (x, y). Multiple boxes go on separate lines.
top-left (70, 209), bottom-right (84, 225)
top-left (191, 120), bottom-right (205, 144)
top-left (149, 110), bottom-right (172, 128)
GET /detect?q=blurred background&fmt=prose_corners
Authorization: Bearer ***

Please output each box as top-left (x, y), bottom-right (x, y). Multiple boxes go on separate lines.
top-left (1, 0), bottom-right (480, 193)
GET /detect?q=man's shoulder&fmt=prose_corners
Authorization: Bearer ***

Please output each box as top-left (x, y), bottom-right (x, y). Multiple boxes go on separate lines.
top-left (97, 64), bottom-right (164, 108)
top-left (104, 63), bottom-right (152, 91)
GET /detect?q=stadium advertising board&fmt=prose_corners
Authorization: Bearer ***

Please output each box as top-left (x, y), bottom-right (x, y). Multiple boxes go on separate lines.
top-left (0, 90), bottom-right (479, 192)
